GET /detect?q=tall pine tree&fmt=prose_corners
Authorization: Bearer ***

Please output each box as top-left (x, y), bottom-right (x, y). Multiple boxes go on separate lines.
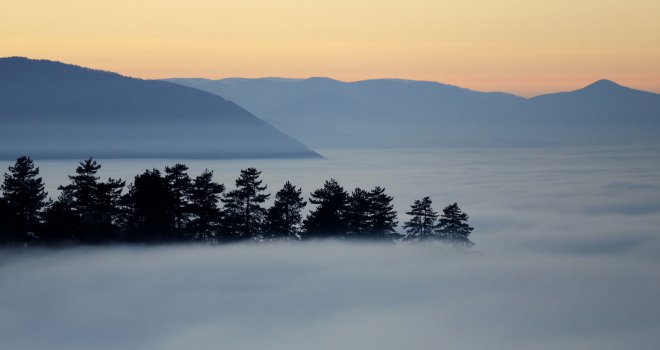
top-left (222, 168), bottom-right (270, 240)
top-left (165, 163), bottom-right (192, 230)
top-left (94, 177), bottom-right (126, 236)
top-left (403, 197), bottom-right (437, 241)
top-left (265, 181), bottom-right (306, 240)
top-left (57, 158), bottom-right (101, 224)
top-left (189, 169), bottom-right (224, 242)
top-left (367, 186), bottom-right (398, 238)
top-left (55, 158), bottom-right (124, 242)
top-left (1, 156), bottom-right (48, 241)
top-left (435, 202), bottom-right (474, 247)
top-left (346, 187), bottom-right (371, 237)
top-left (303, 179), bottom-right (349, 238)
top-left (123, 169), bottom-right (175, 242)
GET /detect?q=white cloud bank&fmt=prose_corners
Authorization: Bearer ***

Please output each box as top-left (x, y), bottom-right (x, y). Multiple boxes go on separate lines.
top-left (1, 240), bottom-right (659, 350)
top-left (2, 146), bottom-right (660, 349)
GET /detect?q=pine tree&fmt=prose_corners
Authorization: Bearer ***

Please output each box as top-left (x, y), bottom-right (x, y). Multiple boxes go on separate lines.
top-left (265, 181), bottom-right (306, 240)
top-left (43, 191), bottom-right (78, 242)
top-left (1, 156), bottom-right (48, 239)
top-left (303, 179), bottom-right (349, 238)
top-left (222, 168), bottom-right (270, 240)
top-left (435, 202), bottom-right (474, 247)
top-left (368, 186), bottom-right (398, 238)
top-left (346, 187), bottom-right (371, 237)
top-left (403, 197), bottom-right (437, 241)
top-left (94, 177), bottom-right (126, 237)
top-left (58, 158), bottom-right (101, 224)
top-left (189, 169), bottom-right (224, 242)
top-left (165, 163), bottom-right (192, 230)
top-left (123, 169), bottom-right (175, 241)
top-left (55, 158), bottom-right (125, 242)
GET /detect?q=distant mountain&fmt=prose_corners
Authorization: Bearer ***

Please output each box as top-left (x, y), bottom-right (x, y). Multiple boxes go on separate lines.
top-left (167, 77), bottom-right (660, 148)
top-left (0, 57), bottom-right (319, 159)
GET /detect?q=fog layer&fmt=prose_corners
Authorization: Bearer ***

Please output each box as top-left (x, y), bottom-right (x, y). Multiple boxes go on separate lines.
top-left (2, 146), bottom-right (660, 349)
top-left (1, 241), bottom-right (659, 350)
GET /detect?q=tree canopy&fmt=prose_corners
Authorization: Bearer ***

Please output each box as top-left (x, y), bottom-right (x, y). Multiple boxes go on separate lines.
top-left (0, 157), bottom-right (474, 247)
top-left (222, 167), bottom-right (270, 240)
top-left (265, 181), bottom-right (306, 240)
top-left (1, 156), bottom-right (48, 242)
top-left (303, 178), bottom-right (349, 238)
top-left (436, 202), bottom-right (474, 247)
top-left (403, 197), bottom-right (438, 241)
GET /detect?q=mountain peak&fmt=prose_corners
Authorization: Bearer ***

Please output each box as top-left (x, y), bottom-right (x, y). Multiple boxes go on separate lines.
top-left (583, 79), bottom-right (623, 91)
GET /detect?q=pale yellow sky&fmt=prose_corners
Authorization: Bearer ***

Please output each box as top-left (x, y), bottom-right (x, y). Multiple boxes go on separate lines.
top-left (1, 0), bottom-right (659, 96)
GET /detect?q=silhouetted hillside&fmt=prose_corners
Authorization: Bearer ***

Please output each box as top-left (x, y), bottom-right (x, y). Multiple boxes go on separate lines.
top-left (167, 77), bottom-right (660, 148)
top-left (0, 57), bottom-right (319, 159)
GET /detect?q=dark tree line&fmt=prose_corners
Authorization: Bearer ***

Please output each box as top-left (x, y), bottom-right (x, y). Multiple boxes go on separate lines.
top-left (403, 196), bottom-right (474, 247)
top-left (0, 156), bottom-right (473, 246)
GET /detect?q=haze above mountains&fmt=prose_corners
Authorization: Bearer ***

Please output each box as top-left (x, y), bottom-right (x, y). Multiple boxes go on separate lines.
top-left (1, 56), bottom-right (659, 160)
top-left (0, 57), bottom-right (318, 159)
top-left (168, 77), bottom-right (660, 148)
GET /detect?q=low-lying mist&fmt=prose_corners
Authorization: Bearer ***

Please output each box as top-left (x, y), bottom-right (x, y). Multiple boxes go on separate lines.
top-left (2, 239), bottom-right (659, 350)
top-left (2, 146), bottom-right (660, 349)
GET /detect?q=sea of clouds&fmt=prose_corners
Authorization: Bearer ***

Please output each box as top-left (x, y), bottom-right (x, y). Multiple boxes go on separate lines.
top-left (1, 240), bottom-right (659, 350)
top-left (1, 145), bottom-right (660, 349)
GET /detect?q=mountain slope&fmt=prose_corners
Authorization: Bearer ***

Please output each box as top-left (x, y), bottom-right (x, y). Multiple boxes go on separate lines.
top-left (168, 77), bottom-right (660, 148)
top-left (530, 79), bottom-right (660, 123)
top-left (0, 57), bottom-right (319, 159)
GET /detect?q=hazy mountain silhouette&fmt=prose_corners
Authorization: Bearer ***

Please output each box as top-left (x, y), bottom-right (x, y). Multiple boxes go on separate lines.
top-left (0, 57), bottom-right (319, 159)
top-left (167, 77), bottom-right (660, 148)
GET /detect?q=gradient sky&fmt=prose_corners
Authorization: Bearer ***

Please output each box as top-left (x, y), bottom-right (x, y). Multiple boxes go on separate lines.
top-left (1, 0), bottom-right (659, 96)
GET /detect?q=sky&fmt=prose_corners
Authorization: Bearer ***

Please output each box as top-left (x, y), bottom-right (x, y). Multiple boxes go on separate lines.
top-left (1, 0), bottom-right (659, 96)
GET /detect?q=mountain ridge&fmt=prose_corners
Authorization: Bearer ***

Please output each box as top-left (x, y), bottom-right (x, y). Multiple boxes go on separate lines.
top-left (0, 57), bottom-right (320, 159)
top-left (167, 76), bottom-right (660, 148)
top-left (168, 75), bottom-right (659, 99)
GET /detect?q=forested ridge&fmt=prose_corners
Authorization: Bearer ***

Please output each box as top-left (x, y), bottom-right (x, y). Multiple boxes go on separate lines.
top-left (0, 156), bottom-right (473, 246)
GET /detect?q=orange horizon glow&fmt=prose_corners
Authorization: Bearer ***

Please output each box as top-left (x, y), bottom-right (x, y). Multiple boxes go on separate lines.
top-left (1, 0), bottom-right (659, 97)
